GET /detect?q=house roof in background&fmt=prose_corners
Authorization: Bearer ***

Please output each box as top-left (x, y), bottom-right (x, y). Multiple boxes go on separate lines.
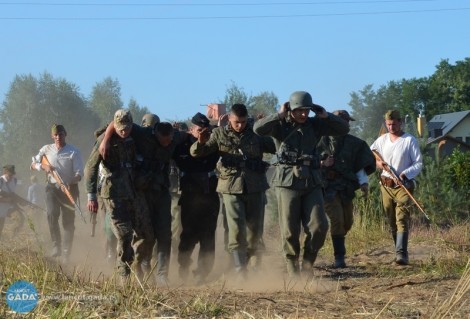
top-left (428, 110), bottom-right (470, 137)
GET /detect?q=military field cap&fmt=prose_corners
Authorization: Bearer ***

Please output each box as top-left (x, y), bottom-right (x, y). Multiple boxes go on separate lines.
top-left (384, 110), bottom-right (401, 120)
top-left (141, 113), bottom-right (160, 127)
top-left (51, 124), bottom-right (66, 134)
top-left (191, 112), bottom-right (210, 128)
top-left (333, 110), bottom-right (355, 121)
top-left (114, 109), bottom-right (133, 131)
top-left (3, 164), bottom-right (15, 174)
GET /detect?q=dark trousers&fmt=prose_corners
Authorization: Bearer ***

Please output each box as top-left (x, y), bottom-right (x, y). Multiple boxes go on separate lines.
top-left (178, 191), bottom-right (219, 277)
top-left (45, 184), bottom-right (77, 253)
top-left (145, 187), bottom-right (172, 276)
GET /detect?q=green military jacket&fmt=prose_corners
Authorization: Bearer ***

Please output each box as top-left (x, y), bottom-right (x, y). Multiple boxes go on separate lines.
top-left (253, 113), bottom-right (350, 190)
top-left (85, 134), bottom-right (136, 200)
top-left (131, 124), bottom-right (186, 191)
top-left (317, 134), bottom-right (376, 199)
top-left (190, 124), bottom-right (276, 194)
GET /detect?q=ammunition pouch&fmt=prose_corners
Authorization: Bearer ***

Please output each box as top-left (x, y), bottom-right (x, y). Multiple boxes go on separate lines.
top-left (276, 153), bottom-right (321, 169)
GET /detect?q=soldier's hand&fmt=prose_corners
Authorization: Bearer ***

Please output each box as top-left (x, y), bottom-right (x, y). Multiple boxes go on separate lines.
top-left (198, 127), bottom-right (210, 144)
top-left (218, 113), bottom-right (229, 127)
top-left (314, 106), bottom-right (328, 119)
top-left (87, 199), bottom-right (98, 213)
top-left (41, 163), bottom-right (53, 174)
top-left (279, 102), bottom-right (289, 118)
top-left (360, 183), bottom-right (369, 197)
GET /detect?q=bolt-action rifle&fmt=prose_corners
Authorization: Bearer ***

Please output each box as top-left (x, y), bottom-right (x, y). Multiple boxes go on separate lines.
top-left (8, 192), bottom-right (46, 214)
top-left (372, 150), bottom-right (429, 221)
top-left (40, 155), bottom-right (86, 223)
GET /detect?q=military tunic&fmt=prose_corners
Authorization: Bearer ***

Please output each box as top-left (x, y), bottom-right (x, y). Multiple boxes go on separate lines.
top-left (254, 112), bottom-right (349, 271)
top-left (130, 124), bottom-right (186, 279)
top-left (190, 124), bottom-right (276, 259)
top-left (317, 134), bottom-right (376, 236)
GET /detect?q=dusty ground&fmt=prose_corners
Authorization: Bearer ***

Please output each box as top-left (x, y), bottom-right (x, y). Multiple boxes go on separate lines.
top-left (2, 209), bottom-right (469, 318)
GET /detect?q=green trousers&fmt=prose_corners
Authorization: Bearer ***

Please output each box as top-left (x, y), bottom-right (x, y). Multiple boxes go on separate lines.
top-left (324, 192), bottom-right (353, 236)
top-left (276, 186), bottom-right (329, 264)
top-left (222, 192), bottom-right (264, 257)
top-left (380, 185), bottom-right (412, 233)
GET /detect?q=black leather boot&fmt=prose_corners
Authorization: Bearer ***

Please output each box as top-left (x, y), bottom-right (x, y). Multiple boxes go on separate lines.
top-left (395, 232), bottom-right (409, 265)
top-left (332, 235), bottom-right (346, 268)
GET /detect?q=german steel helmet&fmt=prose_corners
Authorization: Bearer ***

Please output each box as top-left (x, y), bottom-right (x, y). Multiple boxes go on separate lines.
top-left (289, 91), bottom-right (314, 110)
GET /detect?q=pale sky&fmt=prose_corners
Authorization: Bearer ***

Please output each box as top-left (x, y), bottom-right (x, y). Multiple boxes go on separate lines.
top-left (1, 0), bottom-right (469, 122)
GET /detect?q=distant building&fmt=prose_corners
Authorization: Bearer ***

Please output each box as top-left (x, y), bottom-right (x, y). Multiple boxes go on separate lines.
top-left (426, 110), bottom-right (470, 158)
top-left (206, 104), bottom-right (226, 121)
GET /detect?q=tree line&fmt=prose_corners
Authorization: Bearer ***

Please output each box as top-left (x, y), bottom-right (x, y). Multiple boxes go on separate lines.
top-left (1, 58), bottom-right (470, 185)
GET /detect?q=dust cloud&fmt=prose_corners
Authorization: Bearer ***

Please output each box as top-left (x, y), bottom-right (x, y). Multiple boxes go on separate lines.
top-left (2, 196), bottom-right (336, 294)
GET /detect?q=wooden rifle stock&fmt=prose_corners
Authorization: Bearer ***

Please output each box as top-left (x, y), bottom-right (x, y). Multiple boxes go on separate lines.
top-left (372, 150), bottom-right (429, 221)
top-left (41, 155), bottom-right (86, 223)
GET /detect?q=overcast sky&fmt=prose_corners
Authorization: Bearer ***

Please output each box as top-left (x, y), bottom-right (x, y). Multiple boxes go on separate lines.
top-left (1, 0), bottom-right (469, 122)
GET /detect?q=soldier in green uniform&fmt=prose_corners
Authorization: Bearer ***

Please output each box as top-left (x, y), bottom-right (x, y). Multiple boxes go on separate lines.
top-left (85, 109), bottom-right (136, 279)
top-left (100, 120), bottom-right (186, 284)
top-left (190, 104), bottom-right (276, 279)
top-left (317, 110), bottom-right (376, 268)
top-left (253, 91), bottom-right (349, 277)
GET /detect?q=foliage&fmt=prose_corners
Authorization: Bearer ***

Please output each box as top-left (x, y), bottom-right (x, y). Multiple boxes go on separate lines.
top-left (127, 97), bottom-right (151, 125)
top-left (0, 72), bottom-right (98, 174)
top-left (349, 58), bottom-right (470, 141)
top-left (441, 148), bottom-right (470, 200)
top-left (415, 154), bottom-right (469, 226)
top-left (220, 81), bottom-right (278, 118)
top-left (89, 77), bottom-right (123, 126)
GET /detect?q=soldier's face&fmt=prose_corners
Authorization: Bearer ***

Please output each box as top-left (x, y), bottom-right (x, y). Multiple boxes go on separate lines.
top-left (190, 125), bottom-right (204, 139)
top-left (51, 131), bottom-right (66, 146)
top-left (385, 119), bottom-right (402, 134)
top-left (290, 108), bottom-right (310, 124)
top-left (115, 126), bottom-right (132, 139)
top-left (157, 133), bottom-right (173, 147)
top-left (229, 114), bottom-right (247, 133)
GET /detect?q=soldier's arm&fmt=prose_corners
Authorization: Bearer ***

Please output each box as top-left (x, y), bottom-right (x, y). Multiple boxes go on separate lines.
top-left (253, 113), bottom-right (283, 140)
top-left (84, 141), bottom-right (102, 213)
top-left (98, 122), bottom-right (115, 160)
top-left (190, 129), bottom-right (219, 158)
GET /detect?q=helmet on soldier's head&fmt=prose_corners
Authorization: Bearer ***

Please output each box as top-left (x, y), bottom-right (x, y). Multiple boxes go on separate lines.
top-left (289, 91), bottom-right (314, 110)
top-left (141, 113), bottom-right (160, 127)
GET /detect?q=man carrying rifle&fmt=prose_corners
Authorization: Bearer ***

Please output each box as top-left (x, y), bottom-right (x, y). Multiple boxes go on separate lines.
top-left (31, 124), bottom-right (84, 263)
top-left (371, 110), bottom-right (423, 265)
top-left (254, 92), bottom-right (349, 278)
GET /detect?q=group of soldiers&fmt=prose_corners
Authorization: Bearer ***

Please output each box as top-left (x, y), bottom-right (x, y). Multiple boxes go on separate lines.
top-left (3, 89), bottom-right (422, 286)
